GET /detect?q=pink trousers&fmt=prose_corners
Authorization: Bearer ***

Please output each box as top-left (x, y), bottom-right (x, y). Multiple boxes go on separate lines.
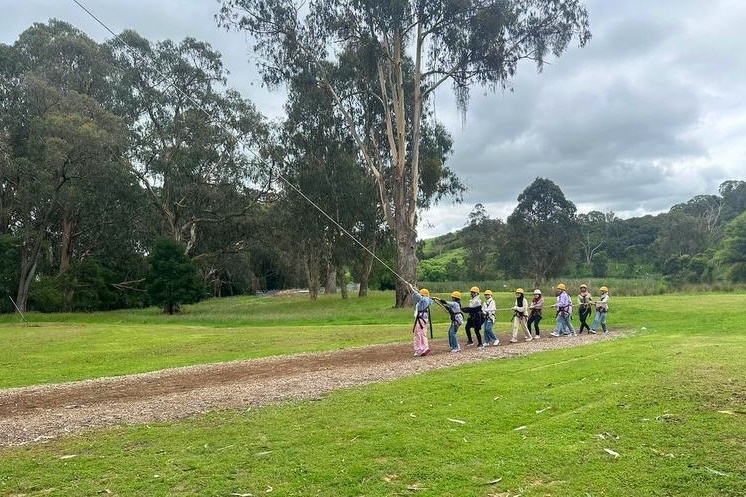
top-left (413, 321), bottom-right (430, 356)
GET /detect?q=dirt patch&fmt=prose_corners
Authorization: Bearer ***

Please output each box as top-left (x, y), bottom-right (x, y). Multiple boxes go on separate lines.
top-left (0, 330), bottom-right (622, 448)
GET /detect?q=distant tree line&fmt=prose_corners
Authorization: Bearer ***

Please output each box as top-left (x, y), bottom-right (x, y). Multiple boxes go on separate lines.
top-left (419, 177), bottom-right (746, 288)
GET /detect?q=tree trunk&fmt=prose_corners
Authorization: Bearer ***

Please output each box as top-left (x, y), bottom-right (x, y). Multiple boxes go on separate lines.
top-left (358, 246), bottom-right (374, 297)
top-left (304, 252), bottom-right (321, 300)
top-left (60, 216), bottom-right (76, 310)
top-left (60, 216), bottom-right (74, 274)
top-left (394, 223), bottom-right (417, 307)
top-left (338, 267), bottom-right (348, 299)
top-left (16, 255), bottom-right (37, 313)
top-left (324, 263), bottom-right (337, 294)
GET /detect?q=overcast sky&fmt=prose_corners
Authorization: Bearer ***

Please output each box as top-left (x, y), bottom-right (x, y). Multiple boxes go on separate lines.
top-left (2, 0), bottom-right (745, 239)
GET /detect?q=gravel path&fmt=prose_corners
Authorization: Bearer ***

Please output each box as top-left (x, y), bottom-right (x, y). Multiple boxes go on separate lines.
top-left (0, 331), bottom-right (621, 448)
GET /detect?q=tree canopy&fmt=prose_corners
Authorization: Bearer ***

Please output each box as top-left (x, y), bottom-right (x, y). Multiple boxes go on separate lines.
top-left (218, 0), bottom-right (591, 305)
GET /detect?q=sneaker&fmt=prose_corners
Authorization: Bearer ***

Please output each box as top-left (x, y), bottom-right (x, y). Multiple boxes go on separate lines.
top-left (479, 343), bottom-right (488, 349)
top-left (420, 349), bottom-right (431, 357)
top-left (466, 341), bottom-right (474, 347)
top-left (413, 352), bottom-right (419, 356)
top-left (450, 348), bottom-right (461, 353)
top-left (571, 332), bottom-right (577, 337)
top-left (492, 340), bottom-right (500, 346)
top-left (589, 329), bottom-right (597, 334)
top-left (549, 332), bottom-right (559, 337)
top-left (509, 339), bottom-right (518, 343)
top-left (526, 337), bottom-right (533, 341)
top-left (534, 334), bottom-right (540, 339)
top-left (603, 330), bottom-right (608, 334)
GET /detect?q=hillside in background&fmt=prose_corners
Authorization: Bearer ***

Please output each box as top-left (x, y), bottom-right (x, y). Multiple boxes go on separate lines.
top-left (417, 178), bottom-right (746, 287)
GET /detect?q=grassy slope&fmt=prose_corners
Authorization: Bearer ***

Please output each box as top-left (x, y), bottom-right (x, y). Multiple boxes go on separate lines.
top-left (0, 293), bottom-right (745, 496)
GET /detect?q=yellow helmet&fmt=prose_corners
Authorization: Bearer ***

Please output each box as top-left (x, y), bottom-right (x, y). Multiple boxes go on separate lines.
top-left (556, 283), bottom-right (567, 291)
top-left (515, 288), bottom-right (524, 294)
top-left (580, 284), bottom-right (587, 289)
top-left (484, 289), bottom-right (493, 296)
top-left (600, 286), bottom-right (609, 292)
top-left (451, 291), bottom-right (462, 299)
top-left (419, 288), bottom-right (430, 297)
top-left (470, 286), bottom-right (480, 293)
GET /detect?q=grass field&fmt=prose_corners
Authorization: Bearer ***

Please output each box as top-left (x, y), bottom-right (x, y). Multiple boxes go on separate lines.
top-left (0, 291), bottom-right (745, 496)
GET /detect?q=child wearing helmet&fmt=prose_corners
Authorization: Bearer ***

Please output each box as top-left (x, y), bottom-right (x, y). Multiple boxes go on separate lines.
top-left (589, 286), bottom-right (610, 334)
top-left (461, 286), bottom-right (484, 347)
top-left (434, 290), bottom-right (464, 352)
top-left (527, 289), bottom-right (544, 338)
top-left (510, 288), bottom-right (532, 343)
top-left (481, 290), bottom-right (499, 347)
top-left (550, 283), bottom-right (576, 337)
top-left (410, 284), bottom-right (432, 356)
top-left (577, 284), bottom-right (593, 333)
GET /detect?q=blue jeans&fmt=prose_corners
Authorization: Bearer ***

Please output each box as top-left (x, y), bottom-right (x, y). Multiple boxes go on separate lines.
top-left (557, 313), bottom-right (575, 335)
top-left (591, 310), bottom-right (607, 332)
top-left (448, 322), bottom-right (461, 349)
top-left (484, 319), bottom-right (498, 343)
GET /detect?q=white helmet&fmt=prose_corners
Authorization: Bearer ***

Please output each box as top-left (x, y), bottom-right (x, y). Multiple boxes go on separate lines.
top-left (533, 289), bottom-right (542, 295)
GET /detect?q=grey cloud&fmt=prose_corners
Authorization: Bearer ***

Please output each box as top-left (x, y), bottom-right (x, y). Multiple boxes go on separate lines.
top-left (2, 0), bottom-right (745, 240)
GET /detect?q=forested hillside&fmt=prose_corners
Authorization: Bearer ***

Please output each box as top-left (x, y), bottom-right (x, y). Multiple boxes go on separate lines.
top-left (419, 178), bottom-right (746, 287)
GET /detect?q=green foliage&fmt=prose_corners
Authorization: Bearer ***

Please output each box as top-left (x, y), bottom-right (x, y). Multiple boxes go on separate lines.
top-left (0, 235), bottom-right (19, 313)
top-left (591, 251), bottom-right (609, 277)
top-left (715, 211), bottom-right (746, 282)
top-left (147, 239), bottom-right (205, 314)
top-left (66, 259), bottom-right (134, 311)
top-left (418, 248), bottom-right (466, 282)
top-left (419, 179), bottom-right (746, 288)
top-left (27, 276), bottom-right (65, 313)
top-left (505, 177), bottom-right (578, 283)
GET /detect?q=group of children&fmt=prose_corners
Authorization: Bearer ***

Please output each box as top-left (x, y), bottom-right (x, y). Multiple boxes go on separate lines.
top-left (409, 283), bottom-right (610, 356)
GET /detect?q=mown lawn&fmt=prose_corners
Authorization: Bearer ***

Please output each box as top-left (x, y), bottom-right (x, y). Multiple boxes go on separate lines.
top-left (0, 292), bottom-right (744, 496)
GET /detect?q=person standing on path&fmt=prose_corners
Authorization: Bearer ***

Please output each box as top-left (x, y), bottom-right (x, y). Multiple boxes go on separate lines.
top-left (550, 283), bottom-right (576, 337)
top-left (410, 285), bottom-right (432, 357)
top-left (481, 289), bottom-right (499, 347)
top-left (461, 286), bottom-right (484, 347)
top-left (577, 284), bottom-right (593, 333)
top-left (435, 291), bottom-right (464, 352)
top-left (527, 289), bottom-right (544, 338)
top-left (590, 286), bottom-right (610, 334)
top-left (510, 288), bottom-right (532, 343)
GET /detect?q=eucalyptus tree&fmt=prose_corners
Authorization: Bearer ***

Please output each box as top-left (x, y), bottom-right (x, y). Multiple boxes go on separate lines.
top-left (218, 0), bottom-right (591, 306)
top-left (718, 180), bottom-right (746, 223)
top-left (0, 21), bottom-right (136, 311)
top-left (577, 210), bottom-right (608, 268)
top-left (505, 177), bottom-right (578, 285)
top-left (275, 70), bottom-right (380, 299)
top-left (714, 211), bottom-right (746, 282)
top-left (462, 203), bottom-right (505, 279)
top-left (108, 32), bottom-right (270, 256)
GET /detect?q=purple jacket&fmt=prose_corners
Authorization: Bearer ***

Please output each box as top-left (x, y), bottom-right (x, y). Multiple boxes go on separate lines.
top-left (556, 292), bottom-right (572, 316)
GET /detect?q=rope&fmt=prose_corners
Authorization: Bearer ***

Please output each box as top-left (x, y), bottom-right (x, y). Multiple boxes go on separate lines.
top-left (70, 0), bottom-right (412, 287)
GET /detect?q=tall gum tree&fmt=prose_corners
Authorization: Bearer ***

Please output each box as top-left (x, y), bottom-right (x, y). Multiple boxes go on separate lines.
top-left (1, 21), bottom-right (130, 311)
top-left (218, 0), bottom-right (591, 306)
top-left (108, 32), bottom-right (269, 257)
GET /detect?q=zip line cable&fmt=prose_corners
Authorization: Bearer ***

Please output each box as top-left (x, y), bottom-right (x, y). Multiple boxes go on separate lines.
top-left (70, 0), bottom-right (411, 287)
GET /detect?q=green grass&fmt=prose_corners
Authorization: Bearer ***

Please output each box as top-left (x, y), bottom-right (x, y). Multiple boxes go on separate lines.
top-left (1, 293), bottom-right (745, 496)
